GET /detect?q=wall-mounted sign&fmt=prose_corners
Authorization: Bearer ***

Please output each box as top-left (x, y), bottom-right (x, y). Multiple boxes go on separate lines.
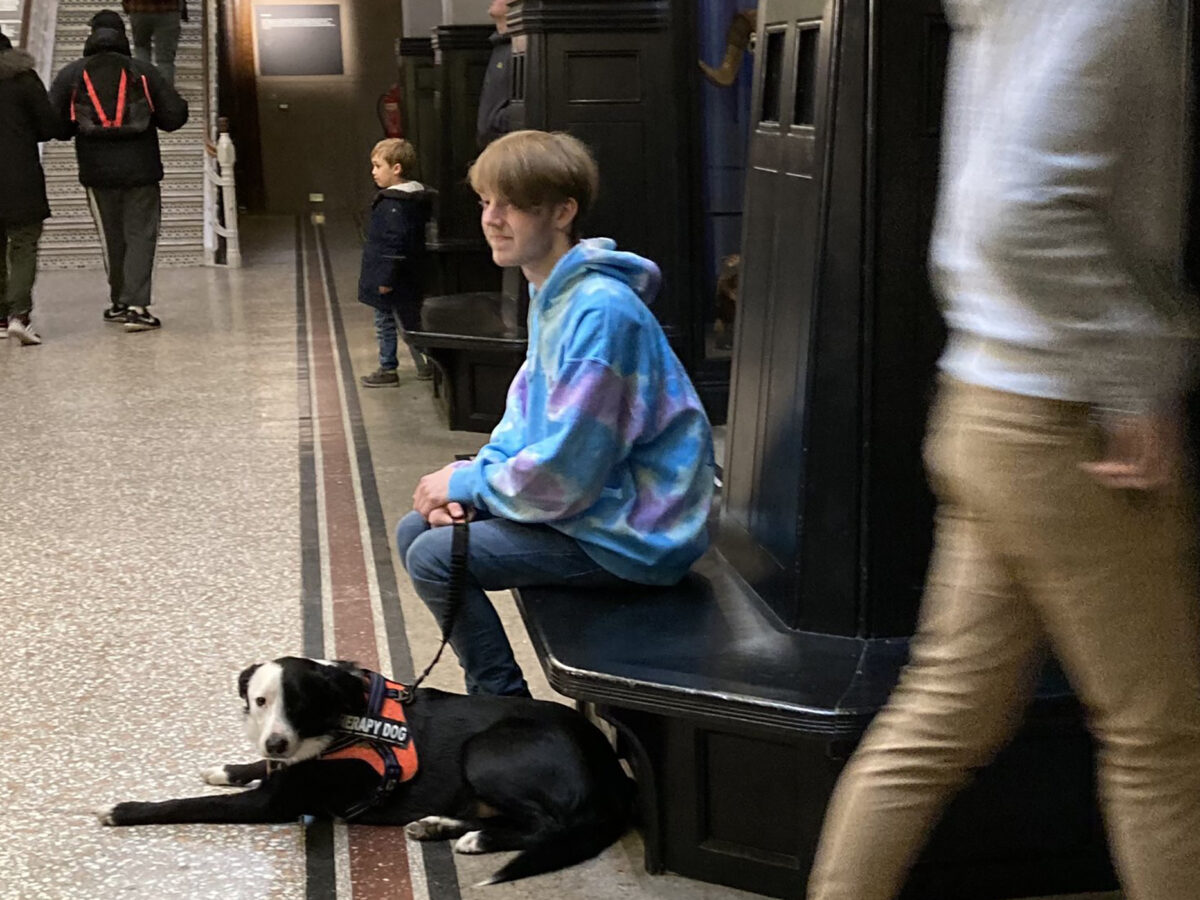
top-left (256, 4), bottom-right (344, 76)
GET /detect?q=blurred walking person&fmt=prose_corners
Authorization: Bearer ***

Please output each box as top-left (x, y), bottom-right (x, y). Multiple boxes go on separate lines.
top-left (808, 3), bottom-right (1200, 899)
top-left (0, 32), bottom-right (67, 346)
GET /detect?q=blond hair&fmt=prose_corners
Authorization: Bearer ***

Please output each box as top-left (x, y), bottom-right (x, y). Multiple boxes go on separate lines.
top-left (468, 130), bottom-right (598, 237)
top-left (372, 138), bottom-right (417, 176)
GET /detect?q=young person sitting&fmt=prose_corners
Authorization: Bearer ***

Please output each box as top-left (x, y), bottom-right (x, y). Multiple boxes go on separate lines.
top-left (396, 130), bottom-right (715, 697)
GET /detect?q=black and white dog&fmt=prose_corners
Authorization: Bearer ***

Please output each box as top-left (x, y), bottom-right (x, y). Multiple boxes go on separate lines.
top-left (98, 657), bottom-right (635, 884)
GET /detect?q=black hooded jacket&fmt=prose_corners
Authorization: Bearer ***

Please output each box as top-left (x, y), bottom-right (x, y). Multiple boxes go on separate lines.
top-left (475, 32), bottom-right (511, 149)
top-left (358, 184), bottom-right (435, 318)
top-left (47, 24), bottom-right (188, 188)
top-left (0, 47), bottom-right (67, 225)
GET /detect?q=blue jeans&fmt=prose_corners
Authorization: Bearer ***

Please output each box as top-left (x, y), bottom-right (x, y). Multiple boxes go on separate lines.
top-left (374, 307), bottom-right (427, 372)
top-left (396, 509), bottom-right (630, 695)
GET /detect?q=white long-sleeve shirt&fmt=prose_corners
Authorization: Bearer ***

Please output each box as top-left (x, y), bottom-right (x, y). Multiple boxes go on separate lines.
top-left (930, 0), bottom-right (1194, 413)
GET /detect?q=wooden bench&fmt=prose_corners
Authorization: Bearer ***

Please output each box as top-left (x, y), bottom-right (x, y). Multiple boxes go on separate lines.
top-left (513, 550), bottom-right (1115, 899)
top-left (406, 291), bottom-right (526, 433)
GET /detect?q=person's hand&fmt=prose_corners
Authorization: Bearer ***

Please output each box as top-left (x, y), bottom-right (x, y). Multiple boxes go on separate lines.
top-left (427, 502), bottom-right (474, 527)
top-left (413, 463), bottom-right (459, 517)
top-left (1081, 411), bottom-right (1182, 491)
top-left (379, 285), bottom-right (393, 294)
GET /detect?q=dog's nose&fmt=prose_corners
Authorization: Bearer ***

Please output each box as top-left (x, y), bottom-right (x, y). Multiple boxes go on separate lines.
top-left (265, 735), bottom-right (289, 756)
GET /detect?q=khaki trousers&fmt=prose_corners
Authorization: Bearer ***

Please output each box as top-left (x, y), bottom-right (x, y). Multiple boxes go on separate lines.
top-left (808, 379), bottom-right (1200, 900)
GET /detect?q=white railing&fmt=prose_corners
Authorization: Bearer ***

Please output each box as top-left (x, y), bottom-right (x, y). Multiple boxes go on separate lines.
top-left (200, 0), bottom-right (241, 266)
top-left (203, 120), bottom-right (242, 267)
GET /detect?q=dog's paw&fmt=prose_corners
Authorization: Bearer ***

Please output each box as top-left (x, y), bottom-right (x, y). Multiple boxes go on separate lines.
top-left (406, 816), bottom-right (468, 841)
top-left (96, 804), bottom-right (117, 826)
top-left (200, 765), bottom-right (233, 786)
top-left (454, 831), bottom-right (487, 854)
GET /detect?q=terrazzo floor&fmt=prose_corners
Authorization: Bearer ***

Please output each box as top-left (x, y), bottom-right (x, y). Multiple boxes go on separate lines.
top-left (0, 216), bottom-right (1121, 900)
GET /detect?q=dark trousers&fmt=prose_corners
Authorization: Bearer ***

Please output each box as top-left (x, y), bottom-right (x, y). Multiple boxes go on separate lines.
top-left (130, 11), bottom-right (182, 86)
top-left (86, 184), bottom-right (161, 309)
top-left (0, 221), bottom-right (43, 320)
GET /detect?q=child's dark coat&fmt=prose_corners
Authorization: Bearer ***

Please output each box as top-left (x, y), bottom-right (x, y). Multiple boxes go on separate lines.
top-left (358, 184), bottom-right (434, 328)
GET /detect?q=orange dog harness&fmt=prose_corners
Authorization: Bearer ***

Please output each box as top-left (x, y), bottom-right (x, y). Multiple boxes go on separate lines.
top-left (319, 670), bottom-right (419, 818)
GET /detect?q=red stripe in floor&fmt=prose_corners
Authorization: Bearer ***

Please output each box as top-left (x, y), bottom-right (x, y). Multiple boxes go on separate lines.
top-left (304, 220), bottom-right (414, 900)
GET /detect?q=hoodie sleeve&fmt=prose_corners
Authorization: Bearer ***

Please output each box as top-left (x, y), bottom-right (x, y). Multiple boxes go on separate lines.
top-left (141, 62), bottom-right (188, 132)
top-left (447, 303), bottom-right (650, 522)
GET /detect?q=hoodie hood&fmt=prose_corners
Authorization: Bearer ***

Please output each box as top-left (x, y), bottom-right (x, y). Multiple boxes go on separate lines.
top-left (534, 238), bottom-right (661, 310)
top-left (84, 27), bottom-right (132, 57)
top-left (0, 49), bottom-right (37, 80)
top-left (374, 182), bottom-right (434, 216)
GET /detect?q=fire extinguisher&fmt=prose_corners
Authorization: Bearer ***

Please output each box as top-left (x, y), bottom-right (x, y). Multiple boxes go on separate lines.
top-left (378, 85), bottom-right (404, 138)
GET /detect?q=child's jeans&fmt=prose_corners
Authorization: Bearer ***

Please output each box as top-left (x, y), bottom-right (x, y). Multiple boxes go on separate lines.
top-left (374, 307), bottom-right (426, 372)
top-left (395, 509), bottom-right (632, 696)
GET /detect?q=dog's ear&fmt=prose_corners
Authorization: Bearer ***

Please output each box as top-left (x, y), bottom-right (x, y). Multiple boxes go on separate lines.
top-left (237, 664), bottom-right (261, 707)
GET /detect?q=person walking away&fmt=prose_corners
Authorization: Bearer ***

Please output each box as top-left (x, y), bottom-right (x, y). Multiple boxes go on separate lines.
top-left (0, 32), bottom-right (68, 346)
top-left (48, 10), bottom-right (188, 333)
top-left (123, 0), bottom-right (183, 87)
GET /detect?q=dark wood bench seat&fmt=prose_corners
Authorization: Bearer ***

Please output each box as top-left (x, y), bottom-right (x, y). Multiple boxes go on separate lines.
top-left (513, 550), bottom-right (1115, 899)
top-left (405, 291), bottom-right (526, 433)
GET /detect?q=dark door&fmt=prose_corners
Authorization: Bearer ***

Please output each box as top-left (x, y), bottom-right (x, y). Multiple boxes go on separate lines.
top-left (722, 0), bottom-right (835, 621)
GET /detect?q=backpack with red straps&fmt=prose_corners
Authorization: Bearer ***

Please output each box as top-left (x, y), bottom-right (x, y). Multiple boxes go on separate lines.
top-left (71, 54), bottom-right (154, 138)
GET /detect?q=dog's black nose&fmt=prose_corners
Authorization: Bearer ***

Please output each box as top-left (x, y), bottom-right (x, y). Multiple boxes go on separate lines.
top-left (265, 735), bottom-right (289, 756)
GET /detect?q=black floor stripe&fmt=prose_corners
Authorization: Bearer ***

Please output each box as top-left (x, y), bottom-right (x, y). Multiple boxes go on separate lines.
top-left (298, 216), bottom-right (338, 900)
top-left (298, 216), bottom-right (325, 661)
top-left (313, 219), bottom-right (463, 900)
top-left (314, 222), bottom-right (416, 683)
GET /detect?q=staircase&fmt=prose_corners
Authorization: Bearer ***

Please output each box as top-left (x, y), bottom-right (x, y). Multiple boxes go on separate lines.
top-left (40, 3), bottom-right (205, 269)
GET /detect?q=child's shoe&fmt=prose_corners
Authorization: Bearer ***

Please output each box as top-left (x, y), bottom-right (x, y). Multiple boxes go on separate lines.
top-left (361, 367), bottom-right (400, 388)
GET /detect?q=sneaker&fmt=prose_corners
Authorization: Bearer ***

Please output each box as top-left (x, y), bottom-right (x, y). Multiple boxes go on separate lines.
top-left (103, 303), bottom-right (128, 323)
top-left (415, 357), bottom-right (434, 382)
top-left (8, 316), bottom-right (41, 346)
top-left (124, 307), bottom-right (161, 332)
top-left (0, 318), bottom-right (7, 339)
top-left (360, 367), bottom-right (400, 388)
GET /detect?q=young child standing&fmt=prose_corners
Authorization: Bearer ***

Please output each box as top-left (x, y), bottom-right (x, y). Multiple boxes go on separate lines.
top-left (396, 130), bottom-right (715, 697)
top-left (359, 138), bottom-right (434, 387)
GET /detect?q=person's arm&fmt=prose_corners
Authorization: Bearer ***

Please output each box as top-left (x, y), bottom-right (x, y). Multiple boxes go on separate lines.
top-left (445, 309), bottom-right (648, 523)
top-left (26, 72), bottom-right (70, 141)
top-left (480, 101), bottom-right (511, 147)
top-left (142, 63), bottom-right (188, 132)
top-left (46, 63), bottom-right (79, 137)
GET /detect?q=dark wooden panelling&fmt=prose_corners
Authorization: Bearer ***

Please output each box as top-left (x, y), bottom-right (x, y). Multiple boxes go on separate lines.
top-left (509, 1), bottom-right (699, 369)
top-left (397, 37), bottom-right (437, 184)
top-left (721, 0), bottom-right (832, 630)
top-left (431, 25), bottom-right (494, 241)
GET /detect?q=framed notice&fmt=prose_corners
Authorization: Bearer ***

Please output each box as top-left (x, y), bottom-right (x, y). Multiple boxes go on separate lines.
top-left (256, 4), bottom-right (344, 76)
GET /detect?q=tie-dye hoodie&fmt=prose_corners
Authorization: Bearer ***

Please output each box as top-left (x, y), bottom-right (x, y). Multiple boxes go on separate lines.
top-left (446, 238), bottom-right (715, 585)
